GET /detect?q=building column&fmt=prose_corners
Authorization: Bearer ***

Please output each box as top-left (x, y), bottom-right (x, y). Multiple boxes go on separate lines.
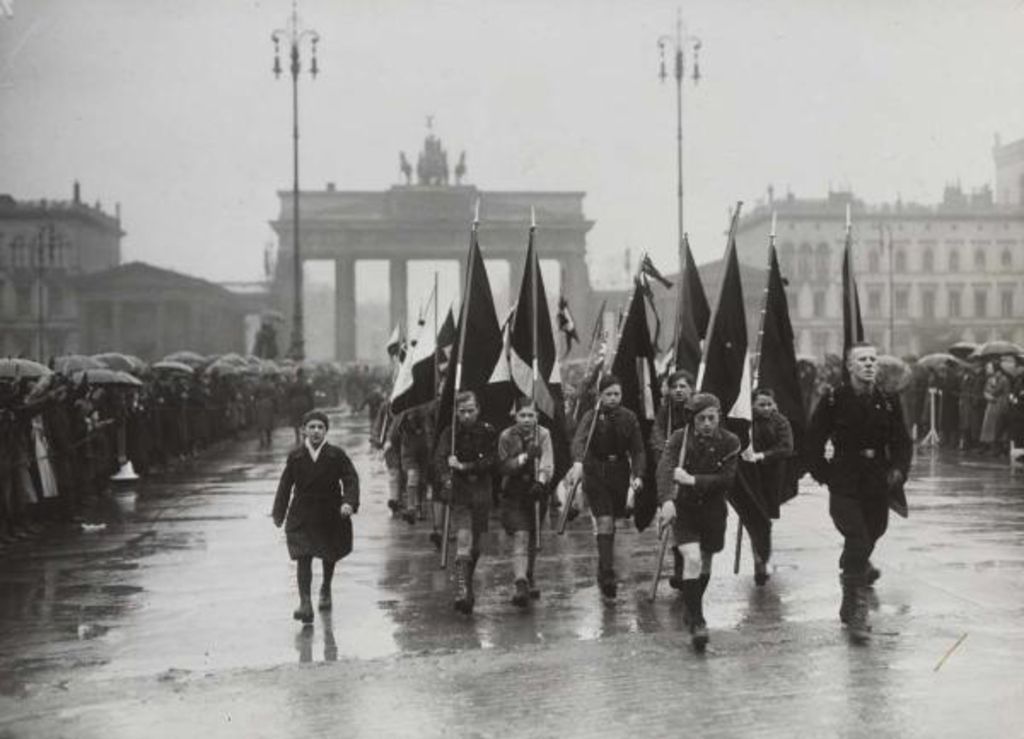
top-left (155, 301), bottom-right (167, 359)
top-left (335, 257), bottom-right (356, 361)
top-left (111, 300), bottom-right (123, 352)
top-left (389, 258), bottom-right (408, 334)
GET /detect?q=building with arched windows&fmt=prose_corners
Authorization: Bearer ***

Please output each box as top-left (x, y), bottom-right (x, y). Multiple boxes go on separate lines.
top-left (734, 142), bottom-right (1024, 357)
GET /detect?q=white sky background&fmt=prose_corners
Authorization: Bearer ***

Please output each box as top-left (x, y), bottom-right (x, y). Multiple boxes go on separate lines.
top-left (1, 0), bottom-right (1023, 288)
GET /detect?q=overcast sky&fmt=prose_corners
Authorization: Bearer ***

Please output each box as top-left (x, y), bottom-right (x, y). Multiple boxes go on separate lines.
top-left (1, 0), bottom-right (1023, 288)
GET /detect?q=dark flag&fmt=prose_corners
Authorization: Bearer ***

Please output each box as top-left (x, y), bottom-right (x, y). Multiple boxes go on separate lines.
top-left (509, 226), bottom-right (571, 482)
top-left (673, 234), bottom-right (711, 377)
top-left (611, 278), bottom-right (662, 531)
top-left (755, 241), bottom-right (806, 508)
top-left (640, 253), bottom-right (673, 288)
top-left (435, 225), bottom-right (511, 444)
top-left (556, 296), bottom-right (579, 358)
top-left (841, 219), bottom-right (865, 361)
top-left (698, 204), bottom-right (772, 563)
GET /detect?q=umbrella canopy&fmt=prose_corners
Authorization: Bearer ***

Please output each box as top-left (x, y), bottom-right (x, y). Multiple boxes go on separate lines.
top-left (152, 360), bottom-right (195, 375)
top-left (215, 352), bottom-right (249, 366)
top-left (206, 361), bottom-right (242, 377)
top-left (162, 351), bottom-right (206, 367)
top-left (0, 358), bottom-right (53, 380)
top-left (948, 341), bottom-right (978, 360)
top-left (74, 368), bottom-right (144, 387)
top-left (971, 340), bottom-right (1024, 360)
top-left (876, 354), bottom-right (912, 394)
top-left (917, 353), bottom-right (968, 370)
top-left (54, 354), bottom-right (105, 373)
top-left (93, 352), bottom-right (147, 373)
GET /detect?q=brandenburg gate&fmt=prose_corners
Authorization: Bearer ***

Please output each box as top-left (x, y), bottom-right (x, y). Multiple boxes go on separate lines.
top-left (270, 132), bottom-right (594, 361)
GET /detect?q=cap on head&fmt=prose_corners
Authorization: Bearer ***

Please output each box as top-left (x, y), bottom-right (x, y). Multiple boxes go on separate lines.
top-left (302, 410), bottom-right (329, 429)
top-left (687, 392), bottom-right (721, 415)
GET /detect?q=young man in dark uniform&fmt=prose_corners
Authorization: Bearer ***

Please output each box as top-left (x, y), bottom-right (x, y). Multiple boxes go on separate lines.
top-left (656, 393), bottom-right (740, 651)
top-left (435, 391), bottom-right (498, 615)
top-left (497, 399), bottom-right (554, 607)
top-left (805, 342), bottom-right (912, 641)
top-left (569, 375), bottom-right (645, 599)
top-left (650, 369), bottom-right (695, 589)
top-left (272, 410), bottom-right (360, 624)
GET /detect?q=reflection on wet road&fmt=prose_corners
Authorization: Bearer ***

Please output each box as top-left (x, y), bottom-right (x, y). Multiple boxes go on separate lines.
top-left (1, 411), bottom-right (1023, 736)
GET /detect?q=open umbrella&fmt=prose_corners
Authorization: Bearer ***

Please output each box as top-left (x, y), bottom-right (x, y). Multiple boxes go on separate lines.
top-left (152, 360), bottom-right (195, 375)
top-left (0, 358), bottom-right (53, 380)
top-left (162, 351), bottom-right (206, 367)
top-left (917, 353), bottom-right (967, 370)
top-left (971, 340), bottom-right (1023, 360)
top-left (876, 355), bottom-right (912, 394)
top-left (948, 341), bottom-right (978, 360)
top-left (54, 354), bottom-right (105, 373)
top-left (93, 352), bottom-right (147, 373)
top-left (74, 368), bottom-right (144, 387)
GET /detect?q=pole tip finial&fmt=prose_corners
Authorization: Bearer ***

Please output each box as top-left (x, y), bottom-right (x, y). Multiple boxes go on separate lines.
top-left (473, 198), bottom-right (480, 226)
top-left (845, 203), bottom-right (852, 231)
top-left (530, 206), bottom-right (536, 229)
top-left (770, 210), bottom-right (777, 239)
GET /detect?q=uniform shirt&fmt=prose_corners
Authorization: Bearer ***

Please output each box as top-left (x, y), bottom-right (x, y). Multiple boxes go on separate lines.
top-left (571, 405), bottom-right (645, 474)
top-left (650, 400), bottom-right (691, 455)
top-left (656, 426), bottom-right (741, 505)
top-left (497, 424), bottom-right (554, 488)
top-left (805, 383), bottom-right (911, 485)
top-left (435, 420), bottom-right (498, 488)
top-left (752, 410), bottom-right (794, 460)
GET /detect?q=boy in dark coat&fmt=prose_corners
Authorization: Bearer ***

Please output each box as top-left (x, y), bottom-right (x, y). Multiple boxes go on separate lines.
top-left (273, 410), bottom-right (360, 624)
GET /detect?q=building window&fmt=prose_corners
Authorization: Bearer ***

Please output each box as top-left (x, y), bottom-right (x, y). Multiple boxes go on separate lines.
top-left (779, 243), bottom-right (795, 277)
top-left (15, 283), bottom-right (32, 317)
top-left (974, 289), bottom-right (988, 318)
top-left (814, 243), bottom-right (830, 278)
top-left (867, 289), bottom-right (882, 317)
top-left (894, 249), bottom-right (907, 272)
top-left (949, 249), bottom-right (960, 272)
top-left (798, 244), bottom-right (812, 280)
top-left (949, 290), bottom-right (962, 318)
top-left (868, 250), bottom-right (880, 273)
top-left (922, 248), bottom-right (934, 273)
top-left (974, 249), bottom-right (986, 270)
top-left (922, 290), bottom-right (936, 319)
top-left (812, 290), bottom-right (826, 318)
top-left (894, 288), bottom-right (909, 317)
top-left (812, 331), bottom-right (829, 357)
top-left (1001, 291), bottom-right (1014, 318)
top-left (1001, 249), bottom-right (1012, 269)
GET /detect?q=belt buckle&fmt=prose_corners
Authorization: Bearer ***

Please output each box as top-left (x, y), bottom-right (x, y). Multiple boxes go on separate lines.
top-left (861, 449), bottom-right (876, 460)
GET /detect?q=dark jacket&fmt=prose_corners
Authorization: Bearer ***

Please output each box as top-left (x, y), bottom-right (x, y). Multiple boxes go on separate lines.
top-left (435, 420), bottom-right (498, 503)
top-left (805, 383), bottom-right (911, 488)
top-left (650, 400), bottom-right (691, 457)
top-left (272, 442), bottom-right (360, 561)
top-left (571, 405), bottom-right (645, 474)
top-left (656, 426), bottom-right (741, 506)
top-left (752, 410), bottom-right (795, 517)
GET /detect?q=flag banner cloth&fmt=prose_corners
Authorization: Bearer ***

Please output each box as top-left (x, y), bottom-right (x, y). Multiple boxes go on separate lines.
top-left (509, 228), bottom-right (572, 483)
top-left (571, 300), bottom-right (608, 426)
top-left (698, 214), bottom-right (772, 562)
top-left (673, 235), bottom-right (711, 378)
top-left (756, 243), bottom-right (806, 510)
top-left (610, 279), bottom-right (662, 531)
top-left (435, 229), bottom-right (513, 445)
top-left (386, 324), bottom-right (405, 362)
top-left (556, 296), bottom-right (580, 358)
top-left (841, 228), bottom-right (865, 363)
top-left (390, 290), bottom-right (441, 414)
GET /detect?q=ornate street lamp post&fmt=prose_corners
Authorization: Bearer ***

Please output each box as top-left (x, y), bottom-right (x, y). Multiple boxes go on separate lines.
top-left (273, 1), bottom-right (319, 361)
top-left (657, 9), bottom-right (701, 274)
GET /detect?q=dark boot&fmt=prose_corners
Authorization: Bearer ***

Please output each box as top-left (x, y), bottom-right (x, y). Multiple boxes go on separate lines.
top-left (596, 533), bottom-right (616, 599)
top-left (453, 556), bottom-right (474, 615)
top-left (318, 586), bottom-right (332, 611)
top-left (841, 573), bottom-right (871, 642)
top-left (293, 594), bottom-right (314, 624)
top-left (682, 579), bottom-right (708, 651)
top-left (669, 550), bottom-right (684, 590)
top-left (511, 579), bottom-right (530, 608)
top-left (865, 561), bottom-right (881, 585)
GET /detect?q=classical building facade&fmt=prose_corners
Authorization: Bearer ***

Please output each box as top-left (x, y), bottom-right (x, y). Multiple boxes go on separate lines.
top-left (734, 180), bottom-right (1024, 358)
top-left (0, 183), bottom-right (123, 358)
top-left (270, 131), bottom-right (594, 361)
top-left (76, 262), bottom-right (246, 360)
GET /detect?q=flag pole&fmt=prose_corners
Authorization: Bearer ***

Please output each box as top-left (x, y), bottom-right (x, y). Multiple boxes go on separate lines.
top-left (529, 208), bottom-right (544, 548)
top-left (441, 199), bottom-right (480, 569)
top-left (751, 210), bottom-right (776, 391)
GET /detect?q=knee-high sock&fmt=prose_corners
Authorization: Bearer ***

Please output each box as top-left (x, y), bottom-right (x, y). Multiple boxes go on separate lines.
top-left (512, 530), bottom-right (530, 581)
top-left (321, 559), bottom-right (336, 591)
top-left (297, 556), bottom-right (312, 597)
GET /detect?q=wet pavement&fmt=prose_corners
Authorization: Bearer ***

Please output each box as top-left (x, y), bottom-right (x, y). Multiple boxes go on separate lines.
top-left (1, 411), bottom-right (1023, 737)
